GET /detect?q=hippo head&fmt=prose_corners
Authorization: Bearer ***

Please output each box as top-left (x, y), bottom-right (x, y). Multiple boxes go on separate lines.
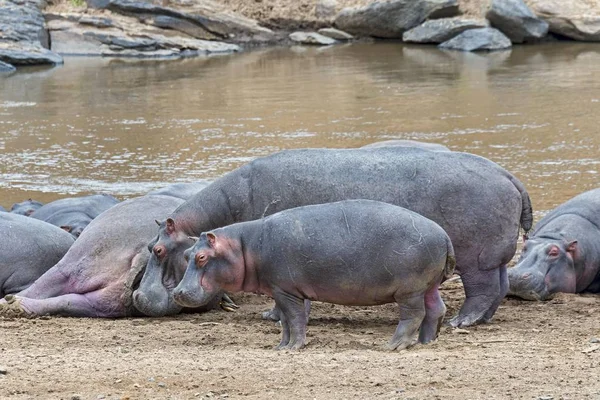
top-left (508, 235), bottom-right (578, 301)
top-left (173, 232), bottom-right (235, 309)
top-left (133, 218), bottom-right (196, 317)
top-left (60, 217), bottom-right (92, 238)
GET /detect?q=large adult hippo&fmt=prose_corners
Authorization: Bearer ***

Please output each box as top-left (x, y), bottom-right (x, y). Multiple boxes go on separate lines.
top-left (10, 199), bottom-right (44, 216)
top-left (0, 185), bottom-right (225, 318)
top-left (0, 213), bottom-right (74, 297)
top-left (30, 194), bottom-right (119, 238)
top-left (174, 200), bottom-right (456, 350)
top-left (134, 147), bottom-right (532, 327)
top-left (508, 188), bottom-right (600, 301)
top-left (362, 139), bottom-right (450, 151)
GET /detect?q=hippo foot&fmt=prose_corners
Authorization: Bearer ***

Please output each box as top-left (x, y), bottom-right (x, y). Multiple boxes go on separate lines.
top-left (261, 307), bottom-right (281, 322)
top-left (275, 341), bottom-right (304, 351)
top-left (385, 337), bottom-right (417, 351)
top-left (448, 312), bottom-right (487, 328)
top-left (219, 294), bottom-right (239, 312)
top-left (0, 296), bottom-right (33, 318)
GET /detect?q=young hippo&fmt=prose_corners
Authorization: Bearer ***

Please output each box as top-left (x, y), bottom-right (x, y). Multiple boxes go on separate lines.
top-left (173, 200), bottom-right (455, 351)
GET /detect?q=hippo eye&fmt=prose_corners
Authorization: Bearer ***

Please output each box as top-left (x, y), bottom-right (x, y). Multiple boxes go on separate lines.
top-left (195, 253), bottom-right (207, 267)
top-left (548, 246), bottom-right (560, 257)
top-left (153, 245), bottom-right (166, 259)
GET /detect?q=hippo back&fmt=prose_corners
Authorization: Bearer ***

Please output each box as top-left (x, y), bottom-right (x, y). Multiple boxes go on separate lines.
top-left (532, 188), bottom-right (600, 235)
top-left (0, 213), bottom-right (74, 296)
top-left (147, 182), bottom-right (211, 200)
top-left (30, 194), bottom-right (119, 222)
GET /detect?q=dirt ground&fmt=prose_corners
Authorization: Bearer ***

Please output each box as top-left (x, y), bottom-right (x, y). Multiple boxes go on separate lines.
top-left (1, 278), bottom-right (599, 400)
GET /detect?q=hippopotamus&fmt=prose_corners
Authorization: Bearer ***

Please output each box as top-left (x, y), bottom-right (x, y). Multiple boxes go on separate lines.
top-left (362, 139), bottom-right (450, 151)
top-left (134, 147), bottom-right (532, 327)
top-left (30, 194), bottom-right (119, 238)
top-left (10, 199), bottom-right (44, 216)
top-left (0, 205), bottom-right (5, 212)
top-left (1, 213), bottom-right (74, 297)
top-left (508, 188), bottom-right (600, 301)
top-left (173, 200), bottom-right (455, 350)
top-left (148, 181), bottom-right (211, 200)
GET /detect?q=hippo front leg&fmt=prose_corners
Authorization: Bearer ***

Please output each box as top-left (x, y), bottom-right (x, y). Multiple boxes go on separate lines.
top-left (273, 291), bottom-right (308, 350)
top-left (449, 267), bottom-right (503, 328)
top-left (262, 300), bottom-right (312, 324)
top-left (387, 292), bottom-right (426, 351)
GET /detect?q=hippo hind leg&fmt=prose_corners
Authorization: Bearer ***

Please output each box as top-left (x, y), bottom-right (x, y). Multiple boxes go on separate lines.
top-left (273, 291), bottom-right (308, 350)
top-left (418, 283), bottom-right (446, 344)
top-left (387, 292), bottom-right (426, 351)
top-left (449, 267), bottom-right (501, 328)
top-left (482, 264), bottom-right (508, 323)
top-left (262, 300), bottom-right (311, 325)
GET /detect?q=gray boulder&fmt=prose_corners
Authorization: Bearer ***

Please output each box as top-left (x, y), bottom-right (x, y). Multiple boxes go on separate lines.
top-left (289, 32), bottom-right (338, 45)
top-left (528, 0), bottom-right (600, 42)
top-left (486, 0), bottom-right (549, 43)
top-left (334, 0), bottom-right (459, 38)
top-left (318, 28), bottom-right (354, 40)
top-left (0, 41), bottom-right (64, 65)
top-left (0, 60), bottom-right (16, 73)
top-left (439, 27), bottom-right (512, 51)
top-left (403, 17), bottom-right (488, 43)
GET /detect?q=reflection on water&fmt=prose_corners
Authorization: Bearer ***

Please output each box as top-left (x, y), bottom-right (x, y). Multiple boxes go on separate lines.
top-left (1, 42), bottom-right (599, 218)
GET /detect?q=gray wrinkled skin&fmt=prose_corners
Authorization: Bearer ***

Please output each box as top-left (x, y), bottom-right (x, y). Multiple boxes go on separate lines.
top-left (10, 199), bottom-right (44, 216)
top-left (147, 181), bottom-right (212, 200)
top-left (136, 147), bottom-right (532, 327)
top-left (508, 188), bottom-right (600, 301)
top-left (30, 194), bottom-right (119, 238)
top-left (0, 195), bottom-right (188, 318)
top-left (174, 200), bottom-right (456, 350)
top-left (0, 213), bottom-right (74, 297)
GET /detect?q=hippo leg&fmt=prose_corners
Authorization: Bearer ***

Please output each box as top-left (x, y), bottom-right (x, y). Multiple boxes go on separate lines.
top-left (482, 265), bottom-right (509, 323)
top-left (262, 300), bottom-right (311, 324)
top-left (387, 293), bottom-right (425, 351)
top-left (449, 267), bottom-right (501, 328)
top-left (418, 284), bottom-right (446, 344)
top-left (273, 292), bottom-right (307, 350)
top-left (15, 268), bottom-right (70, 300)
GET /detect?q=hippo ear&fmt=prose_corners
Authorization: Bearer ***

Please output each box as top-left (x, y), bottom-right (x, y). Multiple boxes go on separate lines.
top-left (165, 218), bottom-right (175, 234)
top-left (155, 219), bottom-right (161, 226)
top-left (60, 225), bottom-right (73, 233)
top-left (206, 232), bottom-right (217, 248)
top-left (188, 236), bottom-right (199, 242)
top-left (566, 240), bottom-right (578, 255)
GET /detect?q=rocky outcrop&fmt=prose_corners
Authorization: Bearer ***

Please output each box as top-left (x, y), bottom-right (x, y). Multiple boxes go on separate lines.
top-left (439, 27), bottom-right (512, 51)
top-left (403, 17), bottom-right (488, 43)
top-left (0, 0), bottom-right (62, 67)
top-left (95, 0), bottom-right (275, 43)
top-left (289, 31), bottom-right (338, 45)
top-left (46, 12), bottom-right (239, 57)
top-left (486, 0), bottom-right (548, 43)
top-left (528, 0), bottom-right (600, 42)
top-left (318, 27), bottom-right (353, 40)
top-left (334, 0), bottom-right (459, 39)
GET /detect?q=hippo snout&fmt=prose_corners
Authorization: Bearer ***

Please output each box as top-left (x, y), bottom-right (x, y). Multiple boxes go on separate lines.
top-left (132, 288), bottom-right (171, 317)
top-left (507, 268), bottom-right (549, 301)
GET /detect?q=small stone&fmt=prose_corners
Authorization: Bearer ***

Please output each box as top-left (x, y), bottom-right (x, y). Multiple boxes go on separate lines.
top-left (133, 384), bottom-right (140, 388)
top-left (453, 328), bottom-right (470, 334)
top-left (97, 395), bottom-right (106, 400)
top-left (71, 395), bottom-right (82, 400)
top-left (582, 344), bottom-right (600, 354)
top-left (538, 396), bottom-right (553, 400)
top-left (148, 377), bottom-right (155, 382)
top-left (590, 337), bottom-right (600, 343)
top-left (0, 366), bottom-right (7, 375)
top-left (158, 382), bottom-right (166, 388)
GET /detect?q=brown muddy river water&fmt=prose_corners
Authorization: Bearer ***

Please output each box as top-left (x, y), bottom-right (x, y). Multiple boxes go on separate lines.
top-left (1, 42), bottom-right (599, 215)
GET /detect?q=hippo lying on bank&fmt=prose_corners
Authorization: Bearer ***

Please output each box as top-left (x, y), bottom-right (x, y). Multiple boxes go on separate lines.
top-left (174, 200), bottom-right (455, 350)
top-left (362, 139), bottom-right (450, 151)
top-left (0, 183), bottom-right (228, 318)
top-left (135, 147), bottom-right (532, 327)
top-left (508, 188), bottom-right (600, 301)
top-left (1, 213), bottom-right (74, 297)
top-left (30, 194), bottom-right (119, 238)
top-left (10, 199), bottom-right (44, 216)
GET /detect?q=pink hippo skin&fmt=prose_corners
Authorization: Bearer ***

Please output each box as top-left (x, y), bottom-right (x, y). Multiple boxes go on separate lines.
top-left (173, 200), bottom-right (456, 350)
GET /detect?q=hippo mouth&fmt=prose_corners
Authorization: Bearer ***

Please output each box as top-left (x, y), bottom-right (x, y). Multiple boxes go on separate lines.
top-left (507, 283), bottom-right (554, 301)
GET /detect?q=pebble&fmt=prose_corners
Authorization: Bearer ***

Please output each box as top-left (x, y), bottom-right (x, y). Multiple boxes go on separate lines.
top-left (71, 395), bottom-right (82, 400)
top-left (538, 396), bottom-right (553, 400)
top-left (0, 365), bottom-right (7, 375)
top-left (590, 337), bottom-right (599, 343)
top-left (148, 377), bottom-right (155, 382)
top-left (453, 328), bottom-right (470, 334)
top-left (158, 382), bottom-right (166, 388)
top-left (133, 383), bottom-right (140, 388)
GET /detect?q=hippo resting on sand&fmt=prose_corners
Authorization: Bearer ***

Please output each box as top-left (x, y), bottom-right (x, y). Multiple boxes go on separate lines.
top-left (508, 188), bottom-right (600, 301)
top-left (9, 199), bottom-right (43, 216)
top-left (174, 200), bottom-right (455, 350)
top-left (0, 184), bottom-right (228, 318)
top-left (362, 139), bottom-right (450, 151)
top-left (135, 147), bottom-right (532, 327)
top-left (30, 194), bottom-right (119, 238)
top-left (1, 213), bottom-right (74, 297)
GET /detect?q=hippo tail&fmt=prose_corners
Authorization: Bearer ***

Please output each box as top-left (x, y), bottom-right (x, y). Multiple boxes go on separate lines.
top-left (508, 175), bottom-right (533, 235)
top-left (444, 235), bottom-right (456, 280)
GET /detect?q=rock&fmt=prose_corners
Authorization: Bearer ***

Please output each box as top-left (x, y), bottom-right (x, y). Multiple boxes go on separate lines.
top-left (71, 395), bottom-right (82, 400)
top-left (46, 13), bottom-right (240, 58)
top-left (289, 31), bottom-right (338, 45)
top-left (0, 0), bottom-right (48, 46)
top-left (486, 0), bottom-right (549, 43)
top-left (403, 17), bottom-right (488, 43)
top-left (102, 0), bottom-right (275, 43)
top-left (439, 27), bottom-right (512, 51)
top-left (145, 15), bottom-right (220, 41)
top-left (528, 0), bottom-right (600, 42)
top-left (318, 27), bottom-right (353, 40)
top-left (334, 0), bottom-right (459, 38)
top-left (0, 60), bottom-right (16, 73)
top-left (315, 0), bottom-right (338, 20)
top-left (0, 41), bottom-right (64, 65)
top-left (0, 365), bottom-right (7, 374)
top-left (158, 382), bottom-right (166, 388)
top-left (591, 337), bottom-right (600, 343)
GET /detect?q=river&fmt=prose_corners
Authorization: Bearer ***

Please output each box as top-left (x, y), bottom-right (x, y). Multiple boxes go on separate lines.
top-left (1, 42), bottom-right (599, 216)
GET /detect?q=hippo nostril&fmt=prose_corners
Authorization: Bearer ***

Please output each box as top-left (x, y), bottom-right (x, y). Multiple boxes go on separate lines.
top-left (522, 273), bottom-right (531, 280)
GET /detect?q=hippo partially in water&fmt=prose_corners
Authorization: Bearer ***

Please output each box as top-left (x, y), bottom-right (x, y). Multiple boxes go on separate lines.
top-left (1, 213), bottom-right (74, 297)
top-left (10, 199), bottom-right (44, 216)
top-left (30, 194), bottom-right (119, 238)
top-left (362, 139), bottom-right (450, 151)
top-left (508, 188), bottom-right (600, 301)
top-left (0, 183), bottom-right (227, 317)
top-left (134, 147), bottom-right (532, 327)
